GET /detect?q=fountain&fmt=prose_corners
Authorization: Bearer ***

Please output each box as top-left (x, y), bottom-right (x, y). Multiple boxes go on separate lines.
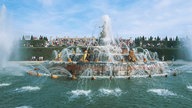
top-left (0, 5), bottom-right (19, 70)
top-left (29, 15), bottom-right (170, 79)
top-left (0, 5), bottom-right (30, 77)
top-left (0, 5), bottom-right (191, 108)
top-left (0, 5), bottom-right (12, 67)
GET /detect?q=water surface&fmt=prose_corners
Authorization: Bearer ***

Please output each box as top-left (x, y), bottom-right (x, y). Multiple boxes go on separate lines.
top-left (0, 63), bottom-right (192, 108)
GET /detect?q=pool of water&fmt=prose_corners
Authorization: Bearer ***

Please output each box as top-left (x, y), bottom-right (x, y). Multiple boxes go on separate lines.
top-left (0, 62), bottom-right (192, 108)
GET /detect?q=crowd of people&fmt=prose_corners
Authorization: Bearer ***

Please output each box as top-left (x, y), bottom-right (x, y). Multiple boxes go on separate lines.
top-left (51, 37), bottom-right (97, 47)
top-left (51, 37), bottom-right (134, 48)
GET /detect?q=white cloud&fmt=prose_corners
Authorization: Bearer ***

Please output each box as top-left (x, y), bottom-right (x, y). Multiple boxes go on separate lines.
top-left (105, 0), bottom-right (192, 37)
top-left (10, 0), bottom-right (192, 38)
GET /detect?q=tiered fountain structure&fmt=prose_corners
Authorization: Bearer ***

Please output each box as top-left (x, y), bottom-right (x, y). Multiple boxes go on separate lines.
top-left (43, 15), bottom-right (169, 79)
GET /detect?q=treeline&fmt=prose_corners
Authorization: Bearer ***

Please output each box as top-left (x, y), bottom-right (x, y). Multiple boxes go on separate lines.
top-left (20, 35), bottom-right (48, 47)
top-left (134, 36), bottom-right (181, 48)
top-left (22, 35), bottom-right (48, 41)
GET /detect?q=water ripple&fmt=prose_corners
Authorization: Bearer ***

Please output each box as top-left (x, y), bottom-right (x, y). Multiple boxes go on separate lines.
top-left (15, 106), bottom-right (33, 108)
top-left (69, 89), bottom-right (91, 98)
top-left (147, 89), bottom-right (176, 96)
top-left (187, 85), bottom-right (192, 90)
top-left (15, 86), bottom-right (40, 92)
top-left (0, 83), bottom-right (11, 87)
top-left (99, 88), bottom-right (122, 96)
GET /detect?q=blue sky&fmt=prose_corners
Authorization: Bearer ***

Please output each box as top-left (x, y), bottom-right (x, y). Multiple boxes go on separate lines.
top-left (1, 0), bottom-right (192, 38)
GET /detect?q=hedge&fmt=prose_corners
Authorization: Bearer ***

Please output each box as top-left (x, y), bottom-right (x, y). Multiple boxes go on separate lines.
top-left (9, 47), bottom-right (189, 61)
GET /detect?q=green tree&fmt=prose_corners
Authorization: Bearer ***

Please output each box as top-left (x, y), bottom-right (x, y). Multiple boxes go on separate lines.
top-left (22, 36), bottom-right (25, 40)
top-left (134, 37), bottom-right (140, 47)
top-left (175, 36), bottom-right (179, 41)
top-left (31, 35), bottom-right (34, 40)
top-left (149, 36), bottom-right (153, 41)
top-left (164, 36), bottom-right (168, 41)
top-left (141, 36), bottom-right (145, 41)
top-left (44, 37), bottom-right (48, 41)
top-left (39, 35), bottom-right (43, 40)
top-left (157, 36), bottom-right (161, 41)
